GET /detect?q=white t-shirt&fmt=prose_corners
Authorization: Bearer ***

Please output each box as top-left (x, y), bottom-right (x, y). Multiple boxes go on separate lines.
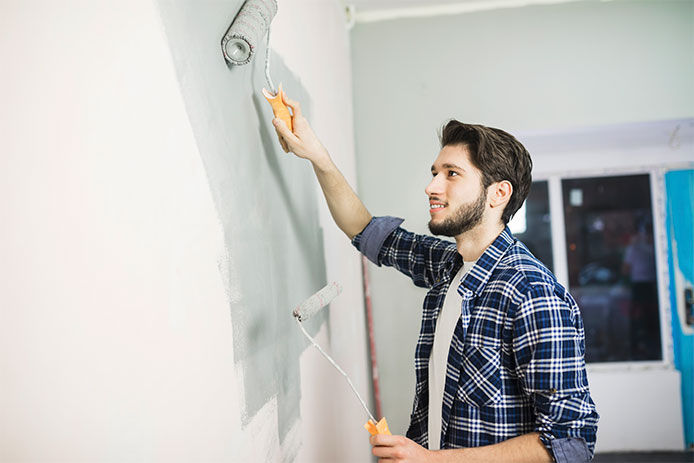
top-left (428, 260), bottom-right (476, 450)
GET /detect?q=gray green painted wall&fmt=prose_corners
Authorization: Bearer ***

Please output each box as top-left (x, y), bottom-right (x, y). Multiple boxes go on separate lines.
top-left (157, 0), bottom-right (326, 451)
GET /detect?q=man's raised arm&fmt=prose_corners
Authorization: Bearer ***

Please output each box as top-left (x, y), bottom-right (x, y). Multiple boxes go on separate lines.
top-left (272, 94), bottom-right (372, 239)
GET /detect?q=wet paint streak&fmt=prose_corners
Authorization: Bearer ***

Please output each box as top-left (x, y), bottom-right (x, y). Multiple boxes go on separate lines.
top-left (156, 0), bottom-right (327, 456)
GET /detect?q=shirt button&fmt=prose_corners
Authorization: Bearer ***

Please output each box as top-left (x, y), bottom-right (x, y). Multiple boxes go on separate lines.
top-left (549, 388), bottom-right (557, 394)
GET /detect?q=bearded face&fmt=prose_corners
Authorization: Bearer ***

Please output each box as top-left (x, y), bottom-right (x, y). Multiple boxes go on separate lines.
top-left (428, 183), bottom-right (487, 237)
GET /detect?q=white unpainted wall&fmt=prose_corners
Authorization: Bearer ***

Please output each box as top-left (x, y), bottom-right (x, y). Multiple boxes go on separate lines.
top-left (0, 1), bottom-right (371, 462)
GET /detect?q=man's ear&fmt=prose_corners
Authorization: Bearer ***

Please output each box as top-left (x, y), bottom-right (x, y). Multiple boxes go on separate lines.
top-left (488, 180), bottom-right (513, 209)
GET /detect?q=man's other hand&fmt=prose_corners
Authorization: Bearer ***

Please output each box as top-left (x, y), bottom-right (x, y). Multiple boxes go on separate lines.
top-left (370, 434), bottom-right (438, 463)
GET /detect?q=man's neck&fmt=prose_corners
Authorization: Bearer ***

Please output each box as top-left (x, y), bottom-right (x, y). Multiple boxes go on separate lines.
top-left (454, 220), bottom-right (505, 262)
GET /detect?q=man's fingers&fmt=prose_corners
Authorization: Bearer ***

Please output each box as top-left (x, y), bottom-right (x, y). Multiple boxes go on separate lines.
top-left (273, 118), bottom-right (300, 144)
top-left (273, 118), bottom-right (300, 154)
top-left (370, 434), bottom-right (400, 446)
top-left (281, 92), bottom-right (302, 118)
top-left (273, 126), bottom-right (289, 152)
top-left (370, 435), bottom-right (416, 462)
top-left (372, 445), bottom-right (403, 460)
top-left (371, 444), bottom-right (390, 458)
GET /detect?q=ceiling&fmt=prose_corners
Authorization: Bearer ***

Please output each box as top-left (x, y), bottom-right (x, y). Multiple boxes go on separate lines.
top-left (345, 0), bottom-right (584, 22)
top-left (349, 0), bottom-right (493, 10)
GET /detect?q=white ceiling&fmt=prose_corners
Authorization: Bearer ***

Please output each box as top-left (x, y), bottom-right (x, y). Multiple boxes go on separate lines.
top-left (345, 0), bottom-right (584, 22)
top-left (349, 0), bottom-right (491, 10)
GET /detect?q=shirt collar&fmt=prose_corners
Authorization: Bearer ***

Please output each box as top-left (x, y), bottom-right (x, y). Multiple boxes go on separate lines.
top-left (458, 226), bottom-right (515, 296)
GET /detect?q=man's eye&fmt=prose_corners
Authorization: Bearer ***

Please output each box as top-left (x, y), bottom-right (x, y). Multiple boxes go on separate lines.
top-left (448, 171), bottom-right (458, 177)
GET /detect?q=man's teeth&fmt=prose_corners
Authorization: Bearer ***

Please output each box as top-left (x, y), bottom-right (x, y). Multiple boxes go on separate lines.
top-left (431, 204), bottom-right (445, 209)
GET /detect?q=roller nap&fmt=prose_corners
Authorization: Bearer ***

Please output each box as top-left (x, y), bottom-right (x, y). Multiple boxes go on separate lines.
top-left (221, 0), bottom-right (278, 65)
top-left (293, 281), bottom-right (342, 322)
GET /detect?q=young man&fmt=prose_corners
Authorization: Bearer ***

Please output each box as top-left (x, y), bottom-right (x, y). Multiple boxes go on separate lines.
top-left (272, 96), bottom-right (599, 463)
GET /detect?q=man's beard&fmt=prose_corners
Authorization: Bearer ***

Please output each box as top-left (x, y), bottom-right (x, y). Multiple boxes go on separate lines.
top-left (428, 187), bottom-right (486, 237)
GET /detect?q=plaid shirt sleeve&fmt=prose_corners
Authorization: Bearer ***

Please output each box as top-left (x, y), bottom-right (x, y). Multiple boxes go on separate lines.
top-left (513, 282), bottom-right (600, 461)
top-left (352, 216), bottom-right (457, 289)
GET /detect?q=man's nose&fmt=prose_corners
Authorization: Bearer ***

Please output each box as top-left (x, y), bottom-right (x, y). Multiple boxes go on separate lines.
top-left (425, 174), bottom-right (443, 197)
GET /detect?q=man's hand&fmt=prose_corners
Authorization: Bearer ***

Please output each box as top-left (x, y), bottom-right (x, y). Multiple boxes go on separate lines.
top-left (272, 94), bottom-right (330, 168)
top-left (370, 434), bottom-right (438, 463)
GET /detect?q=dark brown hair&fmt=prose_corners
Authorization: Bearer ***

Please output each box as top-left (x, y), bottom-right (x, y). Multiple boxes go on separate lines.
top-left (439, 120), bottom-right (532, 224)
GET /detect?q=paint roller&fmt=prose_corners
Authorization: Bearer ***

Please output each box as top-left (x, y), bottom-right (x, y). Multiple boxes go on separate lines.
top-left (293, 282), bottom-right (391, 436)
top-left (221, 0), bottom-right (293, 131)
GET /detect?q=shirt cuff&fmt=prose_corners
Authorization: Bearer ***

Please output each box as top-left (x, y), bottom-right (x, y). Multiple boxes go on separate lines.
top-left (351, 216), bottom-right (404, 265)
top-left (546, 437), bottom-right (591, 463)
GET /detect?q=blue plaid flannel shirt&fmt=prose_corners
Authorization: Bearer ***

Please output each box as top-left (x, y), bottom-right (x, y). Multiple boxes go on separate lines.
top-left (353, 217), bottom-right (599, 462)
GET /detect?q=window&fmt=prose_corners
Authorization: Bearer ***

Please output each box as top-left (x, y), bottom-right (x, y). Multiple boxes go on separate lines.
top-left (513, 174), bottom-right (663, 364)
top-left (562, 174), bottom-right (661, 363)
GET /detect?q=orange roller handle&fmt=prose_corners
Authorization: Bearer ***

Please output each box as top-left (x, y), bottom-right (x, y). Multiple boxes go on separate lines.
top-left (262, 83), bottom-right (292, 132)
top-left (364, 417), bottom-right (391, 436)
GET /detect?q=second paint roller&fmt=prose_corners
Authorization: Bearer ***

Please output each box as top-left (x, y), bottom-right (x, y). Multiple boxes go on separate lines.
top-left (293, 282), bottom-right (391, 436)
top-left (221, 0), bottom-right (292, 131)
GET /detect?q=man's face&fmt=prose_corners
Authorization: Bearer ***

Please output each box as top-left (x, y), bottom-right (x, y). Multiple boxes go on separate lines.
top-left (425, 144), bottom-right (488, 237)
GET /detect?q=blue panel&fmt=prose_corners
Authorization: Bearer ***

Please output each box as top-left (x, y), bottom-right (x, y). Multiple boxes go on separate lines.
top-left (665, 169), bottom-right (694, 448)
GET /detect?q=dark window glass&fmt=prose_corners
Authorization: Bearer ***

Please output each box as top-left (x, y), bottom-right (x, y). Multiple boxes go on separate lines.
top-left (512, 181), bottom-right (554, 273)
top-left (563, 174), bottom-right (661, 363)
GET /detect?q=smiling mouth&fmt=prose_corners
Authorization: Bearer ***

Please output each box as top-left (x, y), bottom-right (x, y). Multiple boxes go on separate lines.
top-left (429, 202), bottom-right (447, 214)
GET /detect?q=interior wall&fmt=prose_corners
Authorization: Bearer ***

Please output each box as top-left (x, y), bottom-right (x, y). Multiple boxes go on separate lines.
top-left (351, 0), bottom-right (693, 224)
top-left (0, 2), bottom-right (241, 460)
top-left (0, 0), bottom-right (370, 462)
top-left (350, 0), bottom-right (694, 451)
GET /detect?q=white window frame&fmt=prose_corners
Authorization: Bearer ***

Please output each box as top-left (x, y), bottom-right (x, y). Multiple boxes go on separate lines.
top-left (532, 162), bottom-right (693, 371)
